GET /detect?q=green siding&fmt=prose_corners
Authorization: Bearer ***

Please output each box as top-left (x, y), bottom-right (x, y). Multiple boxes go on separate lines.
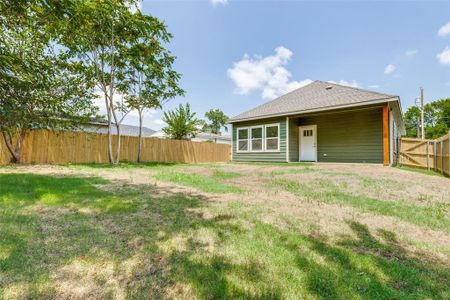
top-left (296, 107), bottom-right (383, 163)
top-left (232, 106), bottom-right (383, 163)
top-left (288, 118), bottom-right (299, 162)
top-left (232, 117), bottom-right (287, 162)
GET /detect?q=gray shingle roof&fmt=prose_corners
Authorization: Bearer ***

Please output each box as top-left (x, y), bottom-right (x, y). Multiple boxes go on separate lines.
top-left (229, 80), bottom-right (398, 122)
top-left (84, 124), bottom-right (156, 137)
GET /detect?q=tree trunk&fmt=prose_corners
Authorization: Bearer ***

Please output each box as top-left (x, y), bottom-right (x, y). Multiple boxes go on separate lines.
top-left (114, 121), bottom-right (121, 164)
top-left (2, 127), bottom-right (27, 164)
top-left (137, 109), bottom-right (143, 163)
top-left (110, 98), bottom-right (121, 164)
top-left (105, 94), bottom-right (114, 164)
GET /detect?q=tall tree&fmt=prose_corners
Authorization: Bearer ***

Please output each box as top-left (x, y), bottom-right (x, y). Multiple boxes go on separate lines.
top-left (404, 98), bottom-right (450, 139)
top-left (162, 103), bottom-right (201, 140)
top-left (61, 0), bottom-right (139, 164)
top-left (203, 109), bottom-right (229, 134)
top-left (404, 106), bottom-right (421, 138)
top-left (425, 98), bottom-right (450, 138)
top-left (0, 0), bottom-right (97, 163)
top-left (119, 12), bottom-right (184, 162)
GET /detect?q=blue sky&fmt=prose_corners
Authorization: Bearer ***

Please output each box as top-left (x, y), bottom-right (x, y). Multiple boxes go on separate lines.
top-left (122, 0), bottom-right (450, 131)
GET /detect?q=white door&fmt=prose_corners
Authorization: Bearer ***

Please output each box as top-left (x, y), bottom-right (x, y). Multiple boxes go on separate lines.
top-left (299, 125), bottom-right (317, 162)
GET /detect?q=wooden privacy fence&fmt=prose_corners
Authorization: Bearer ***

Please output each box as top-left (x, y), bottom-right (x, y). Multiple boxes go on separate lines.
top-left (0, 130), bottom-right (231, 165)
top-left (400, 132), bottom-right (450, 177)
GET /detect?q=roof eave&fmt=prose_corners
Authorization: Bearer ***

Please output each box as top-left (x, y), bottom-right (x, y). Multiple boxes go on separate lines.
top-left (228, 97), bottom-right (400, 123)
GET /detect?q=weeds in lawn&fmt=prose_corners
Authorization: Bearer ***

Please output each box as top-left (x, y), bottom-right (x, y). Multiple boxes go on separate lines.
top-left (396, 165), bottom-right (445, 177)
top-left (360, 176), bottom-right (405, 190)
top-left (154, 171), bottom-right (243, 193)
top-left (268, 167), bottom-right (315, 176)
top-left (212, 170), bottom-right (243, 180)
top-left (430, 202), bottom-right (449, 220)
top-left (271, 178), bottom-right (450, 232)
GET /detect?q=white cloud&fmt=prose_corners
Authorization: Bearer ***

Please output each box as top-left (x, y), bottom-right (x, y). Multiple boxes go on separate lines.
top-left (405, 49), bottom-right (418, 57)
top-left (437, 47), bottom-right (450, 65)
top-left (368, 85), bottom-right (380, 89)
top-left (327, 80), bottom-right (359, 88)
top-left (152, 119), bottom-right (165, 125)
top-left (384, 64), bottom-right (396, 74)
top-left (210, 0), bottom-right (228, 6)
top-left (227, 46), bottom-right (312, 100)
top-left (438, 21), bottom-right (450, 37)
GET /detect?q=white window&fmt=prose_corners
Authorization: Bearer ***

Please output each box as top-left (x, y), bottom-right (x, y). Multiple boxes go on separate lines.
top-left (303, 129), bottom-right (313, 137)
top-left (265, 124), bottom-right (280, 152)
top-left (237, 128), bottom-right (249, 152)
top-left (250, 126), bottom-right (263, 151)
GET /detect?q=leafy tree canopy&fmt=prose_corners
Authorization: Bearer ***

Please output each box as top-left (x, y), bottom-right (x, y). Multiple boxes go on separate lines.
top-left (0, 0), bottom-right (97, 163)
top-left (203, 109), bottom-right (229, 135)
top-left (162, 103), bottom-right (202, 140)
top-left (404, 98), bottom-right (450, 139)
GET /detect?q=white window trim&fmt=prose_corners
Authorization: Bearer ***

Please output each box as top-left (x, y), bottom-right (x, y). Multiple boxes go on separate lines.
top-left (236, 127), bottom-right (249, 153)
top-left (250, 125), bottom-right (264, 152)
top-left (264, 123), bottom-right (280, 152)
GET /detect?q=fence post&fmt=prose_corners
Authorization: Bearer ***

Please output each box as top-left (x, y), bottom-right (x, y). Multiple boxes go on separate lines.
top-left (426, 141), bottom-right (430, 170)
top-left (441, 137), bottom-right (444, 175)
top-left (434, 140), bottom-right (437, 171)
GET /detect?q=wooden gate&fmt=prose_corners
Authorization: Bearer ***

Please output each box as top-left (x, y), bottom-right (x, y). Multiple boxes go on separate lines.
top-left (400, 133), bottom-right (450, 177)
top-left (400, 138), bottom-right (435, 169)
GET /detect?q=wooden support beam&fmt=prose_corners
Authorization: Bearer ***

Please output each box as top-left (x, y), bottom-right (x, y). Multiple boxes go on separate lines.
top-left (433, 140), bottom-right (437, 171)
top-left (383, 104), bottom-right (389, 166)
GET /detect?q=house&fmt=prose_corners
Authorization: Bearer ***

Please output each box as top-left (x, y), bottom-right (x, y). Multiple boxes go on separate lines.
top-left (228, 80), bottom-right (405, 165)
top-left (150, 130), bottom-right (231, 144)
top-left (82, 121), bottom-right (156, 137)
top-left (192, 132), bottom-right (231, 144)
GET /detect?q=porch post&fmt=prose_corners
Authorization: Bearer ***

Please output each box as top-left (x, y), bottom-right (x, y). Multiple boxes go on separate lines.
top-left (382, 104), bottom-right (389, 166)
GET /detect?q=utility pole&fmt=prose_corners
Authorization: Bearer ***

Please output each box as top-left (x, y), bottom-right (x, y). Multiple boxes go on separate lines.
top-left (420, 87), bottom-right (424, 140)
top-left (417, 115), bottom-right (420, 138)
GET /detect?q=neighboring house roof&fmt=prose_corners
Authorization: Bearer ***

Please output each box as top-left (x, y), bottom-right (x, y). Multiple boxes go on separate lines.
top-left (229, 80), bottom-right (401, 123)
top-left (84, 124), bottom-right (156, 137)
top-left (151, 130), bottom-right (231, 142)
top-left (150, 130), bottom-right (166, 138)
top-left (194, 132), bottom-right (231, 141)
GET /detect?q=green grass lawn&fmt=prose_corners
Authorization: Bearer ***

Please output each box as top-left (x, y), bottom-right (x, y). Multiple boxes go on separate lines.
top-left (153, 170), bottom-right (243, 193)
top-left (0, 164), bottom-right (449, 299)
top-left (396, 165), bottom-right (446, 177)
